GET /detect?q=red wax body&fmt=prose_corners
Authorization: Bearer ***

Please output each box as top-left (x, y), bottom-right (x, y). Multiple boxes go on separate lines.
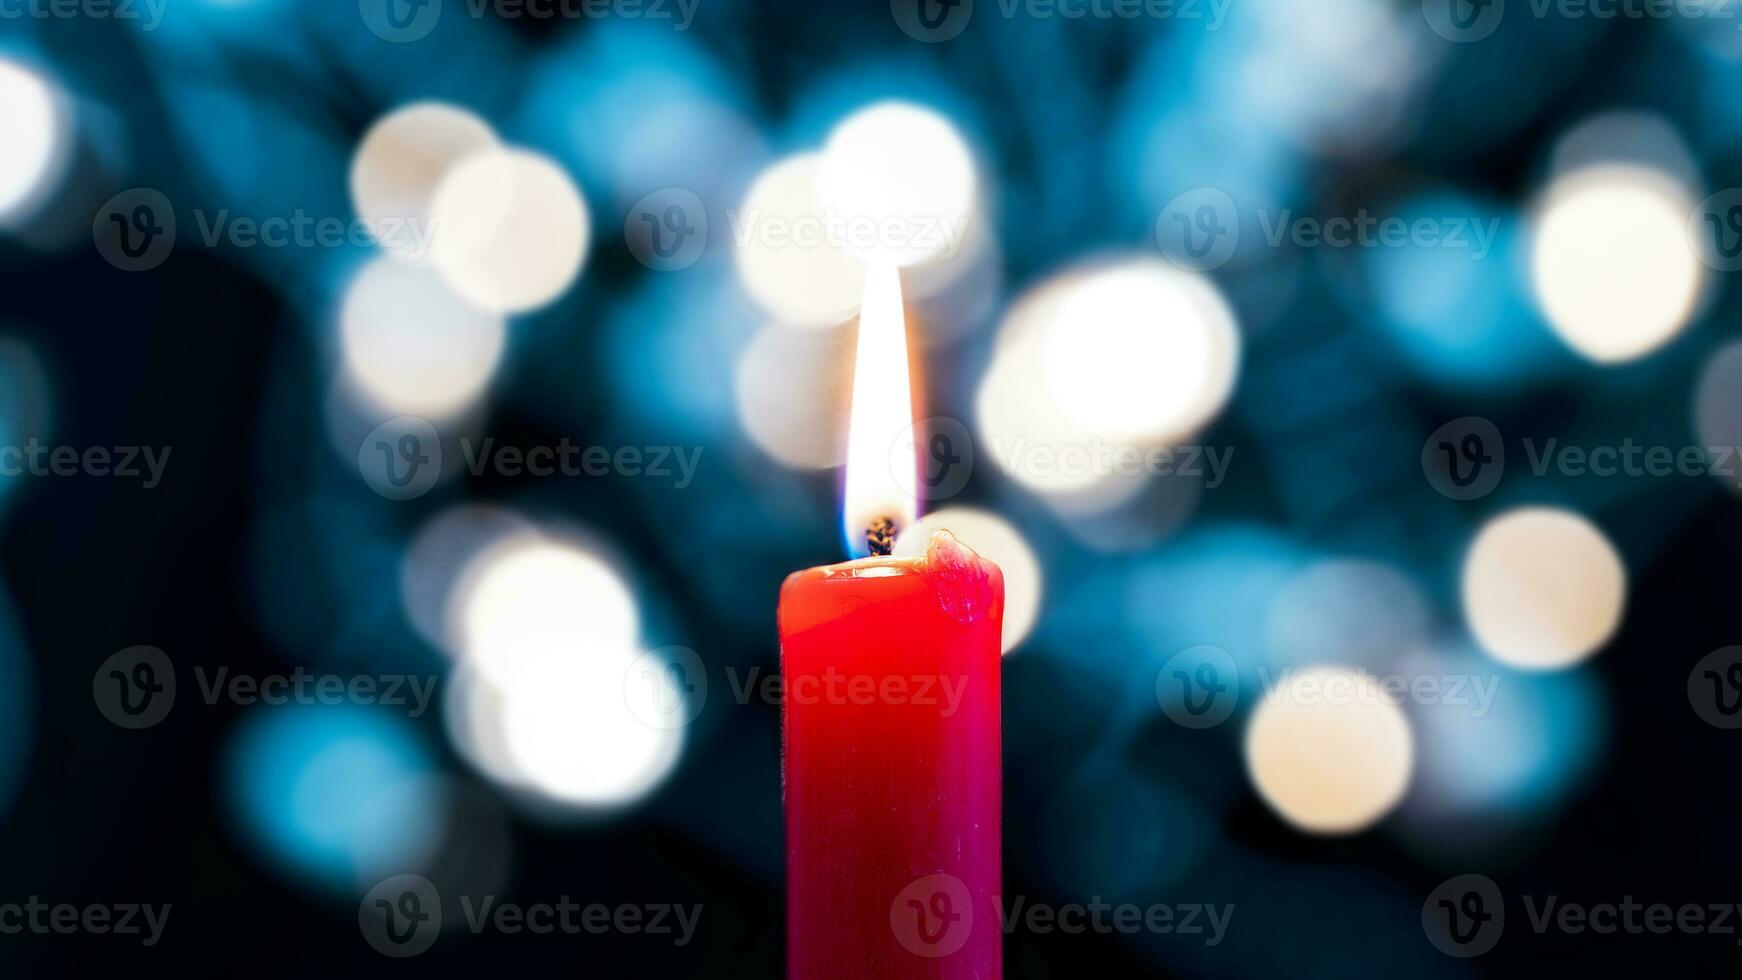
top-left (779, 533), bottom-right (1003, 980)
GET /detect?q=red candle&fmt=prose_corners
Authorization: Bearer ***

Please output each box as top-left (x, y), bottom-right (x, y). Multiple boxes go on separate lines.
top-left (780, 535), bottom-right (1003, 977)
top-left (779, 265), bottom-right (1004, 978)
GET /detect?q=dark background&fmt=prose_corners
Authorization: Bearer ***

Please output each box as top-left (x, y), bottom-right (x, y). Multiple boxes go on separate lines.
top-left (3, 0), bottom-right (1742, 975)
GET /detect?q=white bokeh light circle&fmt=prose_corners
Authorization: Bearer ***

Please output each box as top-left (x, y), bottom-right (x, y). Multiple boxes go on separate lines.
top-left (1462, 507), bottom-right (1626, 670)
top-left (401, 504), bottom-right (535, 656)
top-left (0, 58), bottom-right (66, 225)
top-left (349, 102), bottom-right (499, 263)
top-left (1696, 341), bottom-right (1742, 496)
top-left (429, 148), bottom-right (590, 314)
top-left (894, 507), bottom-right (1043, 655)
top-left (454, 536), bottom-right (640, 689)
top-left (340, 257), bottom-right (506, 419)
top-left (818, 101), bottom-right (977, 267)
top-left (732, 154), bottom-right (867, 327)
top-left (976, 323), bottom-right (1117, 502)
top-left (1245, 665), bottom-right (1414, 835)
top-left (735, 320), bottom-right (853, 469)
top-left (443, 665), bottom-right (528, 789)
top-left (1529, 165), bottom-right (1704, 364)
top-left (500, 644), bottom-right (684, 809)
top-left (976, 258), bottom-right (1240, 512)
top-left (1041, 260), bottom-right (1240, 446)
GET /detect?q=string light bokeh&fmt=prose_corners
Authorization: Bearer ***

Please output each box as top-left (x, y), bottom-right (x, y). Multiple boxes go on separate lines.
top-left (2, 2), bottom-right (1741, 975)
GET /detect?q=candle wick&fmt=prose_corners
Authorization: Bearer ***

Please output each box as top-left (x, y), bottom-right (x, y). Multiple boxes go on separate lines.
top-left (866, 516), bottom-right (897, 557)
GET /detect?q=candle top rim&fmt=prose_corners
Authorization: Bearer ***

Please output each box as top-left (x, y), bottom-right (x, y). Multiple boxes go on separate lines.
top-left (778, 530), bottom-right (1005, 639)
top-left (787, 529), bottom-right (991, 582)
top-left (812, 554), bottom-right (921, 577)
top-left (780, 527), bottom-right (1001, 598)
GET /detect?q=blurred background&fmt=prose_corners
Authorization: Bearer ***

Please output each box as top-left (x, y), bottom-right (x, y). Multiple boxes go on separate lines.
top-left (3, 0), bottom-right (1742, 974)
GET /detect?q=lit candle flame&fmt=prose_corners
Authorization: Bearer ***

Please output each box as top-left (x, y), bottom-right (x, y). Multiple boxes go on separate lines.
top-left (842, 263), bottom-right (918, 558)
